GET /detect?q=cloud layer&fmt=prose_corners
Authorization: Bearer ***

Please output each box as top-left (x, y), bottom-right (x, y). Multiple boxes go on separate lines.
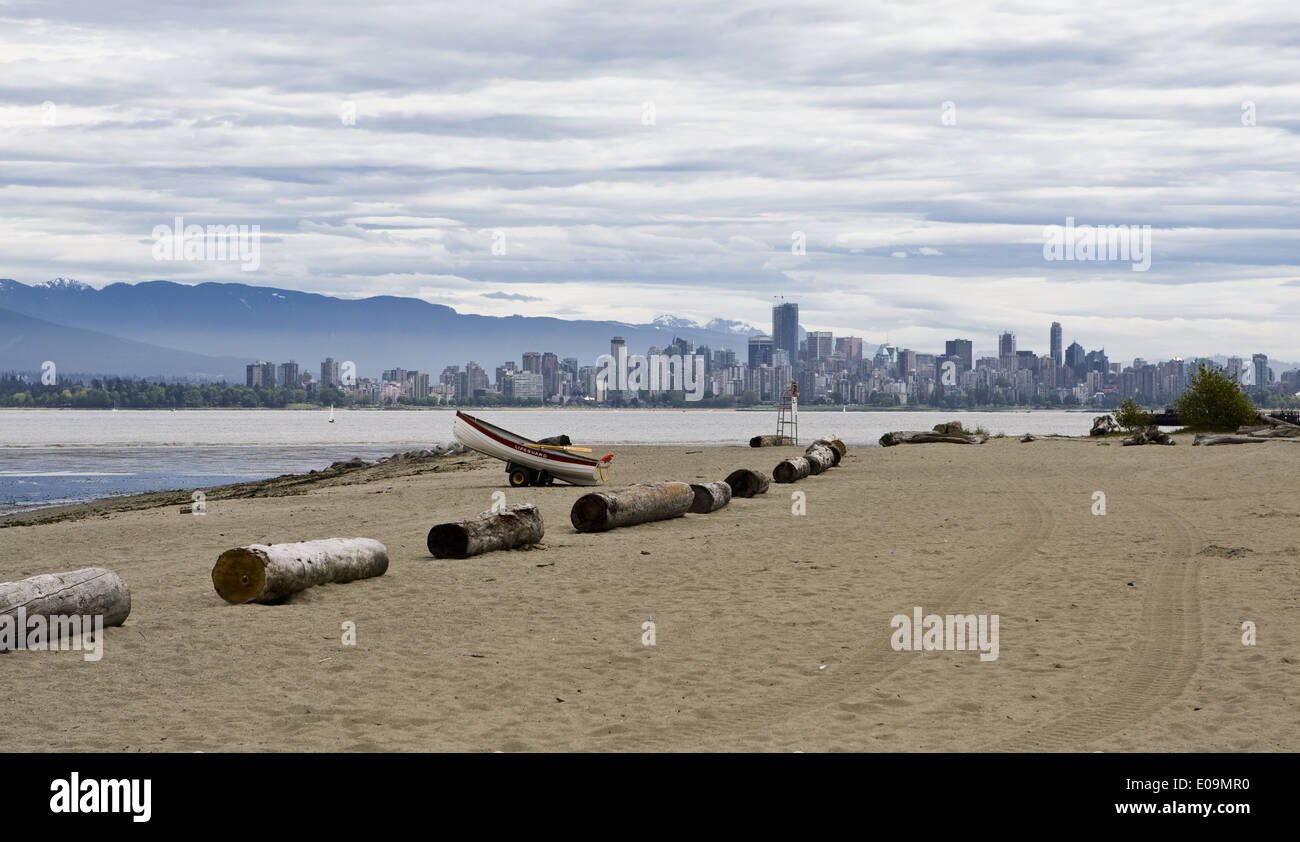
top-left (2, 0), bottom-right (1297, 362)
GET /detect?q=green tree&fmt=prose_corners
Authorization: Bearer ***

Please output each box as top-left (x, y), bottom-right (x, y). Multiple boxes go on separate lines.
top-left (1174, 365), bottom-right (1259, 431)
top-left (1114, 397), bottom-right (1153, 432)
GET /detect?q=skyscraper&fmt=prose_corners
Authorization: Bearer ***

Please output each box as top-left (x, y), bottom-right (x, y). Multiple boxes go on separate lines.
top-left (541, 352), bottom-right (559, 399)
top-left (945, 339), bottom-right (973, 372)
top-left (1252, 354), bottom-right (1269, 387)
top-left (748, 334), bottom-right (774, 368)
top-left (522, 351), bottom-right (541, 375)
top-left (772, 302), bottom-right (799, 371)
top-left (1050, 322), bottom-right (1063, 365)
top-left (321, 358), bottom-right (340, 388)
top-left (279, 361), bottom-right (299, 389)
top-left (999, 332), bottom-right (1016, 357)
top-left (807, 330), bottom-right (833, 361)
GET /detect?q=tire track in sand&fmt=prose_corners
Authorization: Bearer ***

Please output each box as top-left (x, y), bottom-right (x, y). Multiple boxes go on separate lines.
top-left (988, 492), bottom-right (1203, 751)
top-left (609, 457), bottom-right (1055, 751)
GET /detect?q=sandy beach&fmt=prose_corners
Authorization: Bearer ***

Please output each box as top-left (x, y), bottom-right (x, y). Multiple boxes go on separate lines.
top-left (1, 438), bottom-right (1296, 752)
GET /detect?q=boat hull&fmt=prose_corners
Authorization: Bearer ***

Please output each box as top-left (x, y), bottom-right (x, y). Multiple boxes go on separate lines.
top-left (452, 412), bottom-right (610, 486)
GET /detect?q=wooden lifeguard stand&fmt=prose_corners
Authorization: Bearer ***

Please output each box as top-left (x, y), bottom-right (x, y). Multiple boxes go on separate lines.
top-left (776, 381), bottom-right (798, 445)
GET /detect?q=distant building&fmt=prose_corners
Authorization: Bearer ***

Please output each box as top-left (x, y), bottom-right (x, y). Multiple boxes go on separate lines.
top-left (1050, 322), bottom-right (1063, 365)
top-left (772, 302), bottom-right (799, 372)
top-left (748, 334), bottom-right (774, 368)
top-left (503, 371), bottom-right (544, 401)
top-left (321, 358), bottom-right (340, 389)
top-left (807, 331), bottom-right (833, 361)
top-left (246, 360), bottom-right (276, 388)
top-left (522, 352), bottom-right (541, 375)
top-left (835, 336), bottom-right (864, 363)
top-left (1252, 353), bottom-right (1269, 387)
top-left (278, 361), bottom-right (299, 389)
top-left (999, 331), bottom-right (1016, 358)
top-left (945, 339), bottom-right (973, 372)
top-left (541, 352), bottom-right (559, 400)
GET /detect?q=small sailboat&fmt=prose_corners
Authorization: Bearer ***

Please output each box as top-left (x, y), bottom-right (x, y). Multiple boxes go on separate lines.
top-left (328, 404), bottom-right (335, 423)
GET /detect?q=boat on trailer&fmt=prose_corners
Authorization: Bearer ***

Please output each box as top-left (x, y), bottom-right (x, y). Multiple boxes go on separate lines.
top-left (452, 411), bottom-right (613, 487)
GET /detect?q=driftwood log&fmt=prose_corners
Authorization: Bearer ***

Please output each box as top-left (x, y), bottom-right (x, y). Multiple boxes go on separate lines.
top-left (932, 421), bottom-right (966, 435)
top-left (806, 439), bottom-right (845, 466)
top-left (749, 435), bottom-right (793, 447)
top-left (803, 442), bottom-right (838, 474)
top-left (1122, 424), bottom-right (1175, 446)
top-left (1, 568), bottom-right (131, 650)
top-left (773, 456), bottom-right (811, 483)
top-left (882, 431), bottom-right (988, 446)
top-left (212, 538), bottom-right (389, 604)
top-left (1193, 434), bottom-right (1270, 446)
top-left (427, 504), bottom-right (544, 559)
top-left (724, 469), bottom-right (770, 497)
top-left (570, 482), bottom-right (694, 532)
top-left (1090, 415), bottom-right (1119, 436)
top-left (689, 481), bottom-right (732, 513)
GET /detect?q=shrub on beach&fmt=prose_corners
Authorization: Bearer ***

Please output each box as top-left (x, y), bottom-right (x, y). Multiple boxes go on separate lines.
top-left (1115, 398), bottom-right (1153, 432)
top-left (1174, 365), bottom-right (1259, 431)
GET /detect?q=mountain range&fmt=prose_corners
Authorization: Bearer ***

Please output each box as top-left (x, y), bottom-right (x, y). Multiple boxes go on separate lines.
top-left (0, 279), bottom-right (768, 382)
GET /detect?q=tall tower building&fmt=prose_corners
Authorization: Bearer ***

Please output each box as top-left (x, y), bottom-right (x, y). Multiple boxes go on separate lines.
top-left (1050, 322), bottom-right (1063, 365)
top-left (772, 302), bottom-right (799, 371)
top-left (945, 339), bottom-right (973, 371)
top-left (320, 358), bottom-right (340, 388)
top-left (522, 351), bottom-right (541, 375)
top-left (748, 334), bottom-right (774, 368)
top-left (999, 332), bottom-right (1017, 357)
top-left (807, 331), bottom-right (833, 361)
top-left (1252, 354), bottom-right (1269, 387)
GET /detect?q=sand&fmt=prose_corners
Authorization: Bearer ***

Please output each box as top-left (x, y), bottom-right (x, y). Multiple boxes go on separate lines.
top-left (1, 438), bottom-right (1297, 752)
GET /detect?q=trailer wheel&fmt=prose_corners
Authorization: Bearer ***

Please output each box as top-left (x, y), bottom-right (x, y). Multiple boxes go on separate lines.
top-left (509, 468), bottom-right (530, 487)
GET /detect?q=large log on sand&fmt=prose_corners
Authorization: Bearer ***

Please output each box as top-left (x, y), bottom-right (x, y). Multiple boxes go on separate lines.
top-left (212, 538), bottom-right (389, 604)
top-left (427, 504), bottom-right (544, 558)
top-left (1193, 434), bottom-right (1269, 446)
top-left (689, 481), bottom-right (732, 513)
top-left (881, 431), bottom-right (989, 446)
top-left (749, 435), bottom-right (793, 447)
top-left (724, 469), bottom-right (770, 497)
top-left (803, 442), bottom-right (838, 474)
top-left (1, 568), bottom-right (131, 648)
top-left (773, 456), bottom-right (811, 483)
top-left (571, 482), bottom-right (694, 532)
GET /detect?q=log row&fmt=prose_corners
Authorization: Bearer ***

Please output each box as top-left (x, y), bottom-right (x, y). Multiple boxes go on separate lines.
top-left (774, 438), bottom-right (849, 483)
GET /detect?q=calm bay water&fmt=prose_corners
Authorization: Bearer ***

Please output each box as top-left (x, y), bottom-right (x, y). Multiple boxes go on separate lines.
top-left (0, 408), bottom-right (1095, 512)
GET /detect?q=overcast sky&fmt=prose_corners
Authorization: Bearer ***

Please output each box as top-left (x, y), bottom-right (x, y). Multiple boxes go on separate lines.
top-left (2, 0), bottom-right (1297, 362)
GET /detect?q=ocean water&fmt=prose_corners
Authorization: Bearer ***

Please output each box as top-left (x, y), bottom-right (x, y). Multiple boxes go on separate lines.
top-left (0, 408), bottom-right (1096, 512)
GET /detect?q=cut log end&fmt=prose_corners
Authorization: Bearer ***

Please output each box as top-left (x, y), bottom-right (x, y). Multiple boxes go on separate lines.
top-left (211, 548), bottom-right (268, 604)
top-left (427, 523), bottom-right (471, 559)
top-left (689, 481), bottom-right (732, 514)
top-left (571, 494), bottom-right (611, 532)
top-left (724, 469), bottom-right (770, 497)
